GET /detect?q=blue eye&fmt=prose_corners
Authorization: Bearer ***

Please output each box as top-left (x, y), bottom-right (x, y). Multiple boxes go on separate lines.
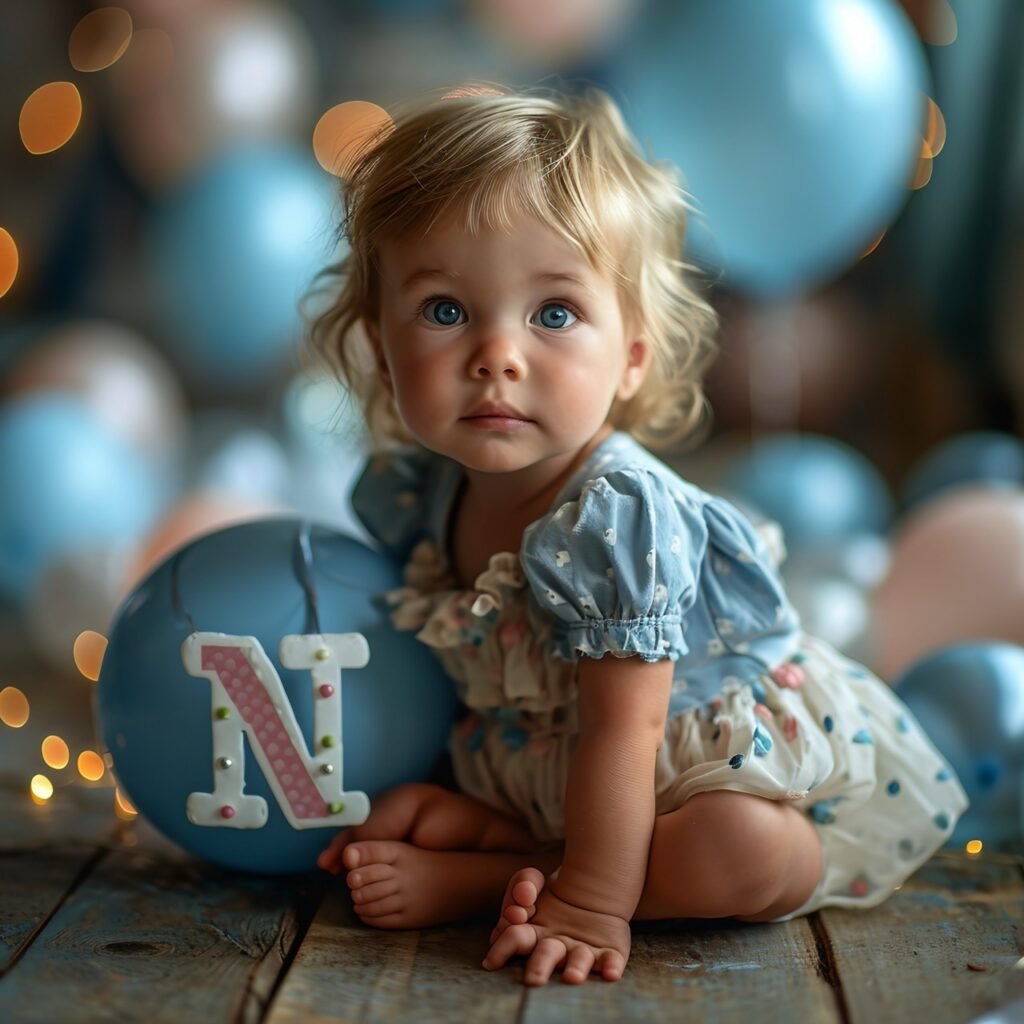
top-left (534, 303), bottom-right (578, 330)
top-left (421, 299), bottom-right (464, 327)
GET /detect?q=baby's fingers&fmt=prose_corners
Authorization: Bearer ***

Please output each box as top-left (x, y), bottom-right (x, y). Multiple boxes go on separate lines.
top-left (524, 937), bottom-right (568, 987)
top-left (561, 945), bottom-right (596, 985)
top-left (596, 948), bottom-right (627, 982)
top-left (482, 923), bottom-right (537, 972)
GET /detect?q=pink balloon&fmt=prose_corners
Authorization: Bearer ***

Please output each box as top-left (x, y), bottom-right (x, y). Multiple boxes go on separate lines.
top-left (873, 487), bottom-right (1024, 678)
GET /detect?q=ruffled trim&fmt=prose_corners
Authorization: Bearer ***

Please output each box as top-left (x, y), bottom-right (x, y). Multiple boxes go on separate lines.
top-left (552, 615), bottom-right (687, 663)
top-left (383, 539), bottom-right (527, 649)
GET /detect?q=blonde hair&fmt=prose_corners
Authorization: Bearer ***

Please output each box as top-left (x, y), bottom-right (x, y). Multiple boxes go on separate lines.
top-left (307, 82), bottom-right (718, 452)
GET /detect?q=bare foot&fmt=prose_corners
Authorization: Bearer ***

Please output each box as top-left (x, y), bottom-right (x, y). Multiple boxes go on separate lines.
top-left (343, 840), bottom-right (558, 930)
top-left (489, 866), bottom-right (545, 945)
top-left (317, 784), bottom-right (427, 875)
top-left (318, 782), bottom-right (540, 876)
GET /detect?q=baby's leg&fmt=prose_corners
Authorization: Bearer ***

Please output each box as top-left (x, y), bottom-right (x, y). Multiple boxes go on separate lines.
top-left (319, 782), bottom-right (538, 873)
top-left (493, 790), bottom-right (821, 934)
top-left (635, 789), bottom-right (822, 921)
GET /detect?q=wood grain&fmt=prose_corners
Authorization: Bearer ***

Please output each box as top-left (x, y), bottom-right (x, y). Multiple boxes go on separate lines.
top-left (819, 849), bottom-right (1024, 1024)
top-left (0, 848), bottom-right (316, 1024)
top-left (266, 889), bottom-right (525, 1023)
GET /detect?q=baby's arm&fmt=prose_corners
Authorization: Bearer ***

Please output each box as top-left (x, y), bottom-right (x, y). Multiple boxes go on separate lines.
top-left (553, 654), bottom-right (674, 919)
top-left (483, 653), bottom-right (674, 983)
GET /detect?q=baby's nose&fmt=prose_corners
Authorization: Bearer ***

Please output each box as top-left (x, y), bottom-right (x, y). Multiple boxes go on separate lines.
top-left (468, 336), bottom-right (527, 380)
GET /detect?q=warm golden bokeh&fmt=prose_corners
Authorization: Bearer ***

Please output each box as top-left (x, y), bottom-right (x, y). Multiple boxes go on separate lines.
top-left (312, 100), bottom-right (394, 178)
top-left (965, 839), bottom-right (983, 856)
top-left (77, 750), bottom-right (106, 782)
top-left (114, 788), bottom-right (138, 819)
top-left (911, 152), bottom-right (933, 190)
top-left (30, 774), bottom-right (54, 803)
top-left (73, 630), bottom-right (108, 682)
top-left (42, 735), bottom-right (70, 770)
top-left (69, 6), bottom-right (134, 72)
top-left (0, 228), bottom-right (18, 299)
top-left (861, 230), bottom-right (886, 259)
top-left (922, 98), bottom-right (947, 158)
top-left (0, 686), bottom-right (30, 728)
top-left (20, 82), bottom-right (83, 155)
top-left (928, 0), bottom-right (958, 45)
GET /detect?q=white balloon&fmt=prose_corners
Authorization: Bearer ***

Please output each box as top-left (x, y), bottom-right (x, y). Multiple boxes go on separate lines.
top-left (26, 545), bottom-right (133, 677)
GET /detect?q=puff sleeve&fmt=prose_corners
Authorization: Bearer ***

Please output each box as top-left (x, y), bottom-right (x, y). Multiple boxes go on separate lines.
top-left (349, 448), bottom-right (437, 562)
top-left (520, 469), bottom-right (708, 662)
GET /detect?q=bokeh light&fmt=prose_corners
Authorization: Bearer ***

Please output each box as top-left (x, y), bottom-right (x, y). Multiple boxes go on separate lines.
top-left (30, 774), bottom-right (54, 804)
top-left (0, 686), bottom-right (30, 728)
top-left (42, 735), bottom-right (70, 770)
top-left (77, 750), bottom-right (106, 782)
top-left (114, 787), bottom-right (138, 819)
top-left (69, 7), bottom-right (134, 72)
top-left (73, 631), bottom-right (108, 682)
top-left (965, 839), bottom-right (983, 856)
top-left (923, 98), bottom-right (947, 158)
top-left (19, 82), bottom-right (83, 155)
top-left (312, 100), bottom-right (394, 178)
top-left (0, 228), bottom-right (18, 298)
top-left (911, 149), bottom-right (933, 190)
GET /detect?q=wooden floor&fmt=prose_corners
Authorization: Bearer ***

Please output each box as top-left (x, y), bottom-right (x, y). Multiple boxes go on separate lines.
top-left (0, 776), bottom-right (1022, 1024)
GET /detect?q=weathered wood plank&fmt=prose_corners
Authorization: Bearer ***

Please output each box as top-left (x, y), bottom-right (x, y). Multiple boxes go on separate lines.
top-left (0, 847), bottom-right (106, 974)
top-left (266, 890), bottom-right (525, 1023)
top-left (520, 917), bottom-right (840, 1024)
top-left (268, 890), bottom-right (839, 1024)
top-left (821, 850), bottom-right (1024, 1024)
top-left (0, 848), bottom-right (317, 1024)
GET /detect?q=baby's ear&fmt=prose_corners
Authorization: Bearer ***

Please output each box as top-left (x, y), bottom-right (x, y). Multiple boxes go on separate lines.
top-left (616, 338), bottom-right (652, 401)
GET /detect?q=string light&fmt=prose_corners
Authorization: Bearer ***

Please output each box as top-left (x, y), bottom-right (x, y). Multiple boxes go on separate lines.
top-left (0, 687), bottom-right (30, 728)
top-left (0, 228), bottom-right (18, 299)
top-left (73, 631), bottom-right (108, 682)
top-left (68, 7), bottom-right (133, 72)
top-left (30, 774), bottom-right (53, 804)
top-left (77, 750), bottom-right (106, 782)
top-left (19, 82), bottom-right (82, 154)
top-left (114, 788), bottom-right (138, 820)
top-left (42, 735), bottom-right (70, 770)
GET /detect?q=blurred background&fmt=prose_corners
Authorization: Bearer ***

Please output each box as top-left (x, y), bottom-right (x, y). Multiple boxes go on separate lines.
top-left (1, 0), bottom-right (1023, 854)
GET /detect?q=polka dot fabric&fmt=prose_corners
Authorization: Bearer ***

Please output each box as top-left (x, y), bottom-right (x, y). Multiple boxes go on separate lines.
top-left (202, 645), bottom-right (329, 820)
top-left (350, 432), bottom-right (969, 918)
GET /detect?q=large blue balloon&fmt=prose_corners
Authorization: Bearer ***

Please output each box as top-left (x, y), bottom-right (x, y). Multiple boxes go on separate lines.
top-left (0, 395), bottom-right (163, 605)
top-left (98, 519), bottom-right (457, 874)
top-left (608, 0), bottom-right (928, 296)
top-left (894, 644), bottom-right (1024, 849)
top-left (901, 431), bottom-right (1024, 513)
top-left (722, 433), bottom-right (893, 551)
top-left (150, 145), bottom-right (339, 390)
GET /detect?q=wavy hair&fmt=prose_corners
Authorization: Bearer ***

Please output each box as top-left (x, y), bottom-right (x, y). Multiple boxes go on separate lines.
top-left (306, 82), bottom-right (718, 451)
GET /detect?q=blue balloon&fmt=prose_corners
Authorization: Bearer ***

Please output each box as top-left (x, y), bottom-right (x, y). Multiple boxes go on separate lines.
top-left (0, 395), bottom-right (163, 605)
top-left (722, 433), bottom-right (892, 550)
top-left (98, 519), bottom-right (457, 874)
top-left (150, 145), bottom-right (339, 390)
top-left (894, 644), bottom-right (1024, 848)
top-left (901, 432), bottom-right (1024, 513)
top-left (608, 0), bottom-right (928, 296)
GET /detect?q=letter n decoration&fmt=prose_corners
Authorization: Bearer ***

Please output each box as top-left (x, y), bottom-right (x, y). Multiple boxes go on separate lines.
top-left (181, 632), bottom-right (371, 830)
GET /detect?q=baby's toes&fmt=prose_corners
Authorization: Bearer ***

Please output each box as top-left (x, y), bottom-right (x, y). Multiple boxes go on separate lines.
top-left (346, 862), bottom-right (393, 890)
top-left (355, 894), bottom-right (405, 919)
top-left (351, 876), bottom-right (399, 906)
top-left (503, 866), bottom-right (545, 925)
top-left (342, 839), bottom-right (401, 871)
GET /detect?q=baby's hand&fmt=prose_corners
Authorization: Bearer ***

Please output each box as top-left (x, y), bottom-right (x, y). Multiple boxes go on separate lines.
top-left (482, 873), bottom-right (630, 986)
